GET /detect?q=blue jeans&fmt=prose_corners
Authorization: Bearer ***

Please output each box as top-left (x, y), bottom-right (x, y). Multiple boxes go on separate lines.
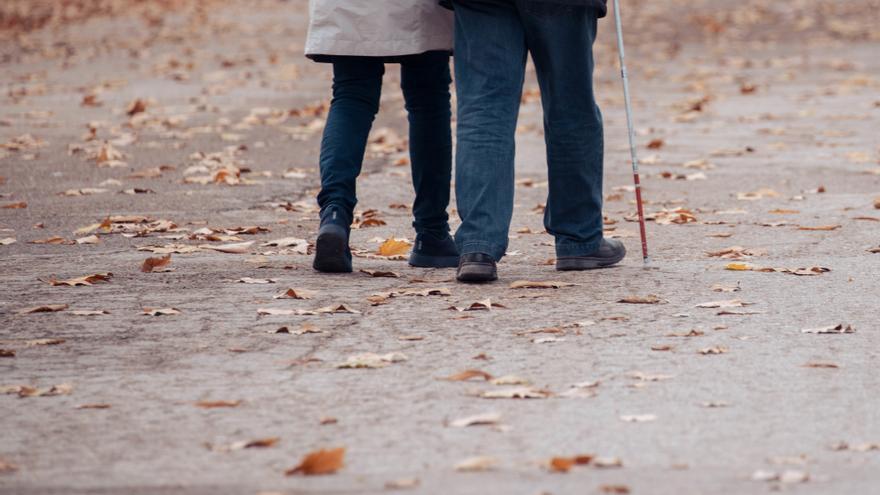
top-left (453, 0), bottom-right (604, 260)
top-left (316, 53), bottom-right (453, 235)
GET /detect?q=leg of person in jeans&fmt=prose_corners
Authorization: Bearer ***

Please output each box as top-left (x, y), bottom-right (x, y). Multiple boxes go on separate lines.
top-left (400, 52), bottom-right (460, 268)
top-left (521, 1), bottom-right (625, 270)
top-left (453, 0), bottom-right (528, 281)
top-left (313, 56), bottom-right (384, 273)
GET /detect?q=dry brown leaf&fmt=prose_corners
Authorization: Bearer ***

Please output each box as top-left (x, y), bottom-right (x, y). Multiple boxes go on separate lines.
top-left (651, 344), bottom-right (673, 351)
top-left (44, 272), bottom-right (112, 287)
top-left (509, 280), bottom-right (577, 289)
top-left (274, 288), bottom-right (317, 300)
top-left (620, 414), bottom-right (657, 423)
top-left (360, 269), bottom-right (400, 278)
top-left (31, 236), bottom-right (74, 245)
top-left (450, 412), bottom-right (502, 428)
top-left (25, 338), bottom-right (65, 346)
top-left (17, 304), bottom-right (68, 314)
top-left (70, 310), bottom-right (109, 316)
top-left (699, 346), bottom-right (729, 355)
top-left (336, 352), bottom-right (407, 369)
top-left (454, 456), bottom-right (497, 472)
top-left (142, 307), bottom-right (181, 316)
top-left (199, 241), bottom-right (254, 254)
top-left (285, 447), bottom-right (345, 476)
top-left (696, 299), bottom-right (748, 309)
top-left (75, 235), bottom-right (100, 245)
top-left (237, 277), bottom-right (277, 284)
top-left (442, 369), bottom-right (493, 382)
top-left (4, 383), bottom-right (73, 398)
top-left (385, 478), bottom-right (420, 490)
top-left (0, 349), bottom-right (16, 358)
top-left (195, 399), bottom-right (242, 409)
top-left (141, 254), bottom-right (171, 273)
top-left (0, 237), bottom-right (16, 246)
top-left (75, 403), bottom-right (111, 409)
top-left (666, 329), bottom-right (705, 337)
top-left (1, 201), bottom-right (27, 209)
top-left (548, 455), bottom-right (593, 473)
top-left (593, 456), bottom-right (624, 468)
top-left (377, 238), bottom-right (412, 257)
top-left (480, 387), bottom-right (552, 399)
top-left (804, 362), bottom-right (839, 369)
top-left (797, 223), bottom-right (841, 231)
top-left (801, 324), bottom-right (855, 334)
top-left (600, 485), bottom-right (631, 494)
top-left (617, 295), bottom-right (663, 304)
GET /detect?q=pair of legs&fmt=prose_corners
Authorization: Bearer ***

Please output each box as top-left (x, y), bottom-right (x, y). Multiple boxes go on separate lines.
top-left (314, 52), bottom-right (459, 272)
top-left (453, 0), bottom-right (621, 278)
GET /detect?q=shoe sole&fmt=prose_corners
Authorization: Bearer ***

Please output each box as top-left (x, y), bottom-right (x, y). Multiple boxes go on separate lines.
top-left (408, 253), bottom-right (460, 268)
top-left (456, 263), bottom-right (498, 283)
top-left (312, 226), bottom-right (352, 273)
top-left (555, 251), bottom-right (626, 271)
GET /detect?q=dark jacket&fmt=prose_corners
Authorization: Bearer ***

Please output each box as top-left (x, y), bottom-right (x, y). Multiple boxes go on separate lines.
top-left (440, 0), bottom-right (607, 17)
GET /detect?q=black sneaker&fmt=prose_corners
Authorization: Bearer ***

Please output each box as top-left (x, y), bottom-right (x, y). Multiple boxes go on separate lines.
top-left (556, 238), bottom-right (626, 271)
top-left (313, 207), bottom-right (352, 273)
top-left (456, 252), bottom-right (498, 283)
top-left (408, 232), bottom-right (460, 268)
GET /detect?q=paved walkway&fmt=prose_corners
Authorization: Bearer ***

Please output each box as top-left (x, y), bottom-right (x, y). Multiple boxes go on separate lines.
top-left (1, 1), bottom-right (879, 493)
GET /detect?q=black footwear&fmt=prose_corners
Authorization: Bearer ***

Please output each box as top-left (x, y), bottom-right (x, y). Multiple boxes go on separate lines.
top-left (313, 207), bottom-right (353, 273)
top-left (408, 232), bottom-right (460, 268)
top-left (456, 252), bottom-right (498, 283)
top-left (556, 238), bottom-right (626, 271)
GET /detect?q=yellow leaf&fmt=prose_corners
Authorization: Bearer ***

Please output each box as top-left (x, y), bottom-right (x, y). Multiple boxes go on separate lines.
top-left (377, 238), bottom-right (412, 257)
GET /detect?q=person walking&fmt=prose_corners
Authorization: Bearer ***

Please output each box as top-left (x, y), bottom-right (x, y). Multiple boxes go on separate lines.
top-left (305, 0), bottom-right (460, 273)
top-left (446, 0), bottom-right (626, 282)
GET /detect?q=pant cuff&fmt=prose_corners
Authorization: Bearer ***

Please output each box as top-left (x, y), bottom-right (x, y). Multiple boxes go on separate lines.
top-left (457, 240), bottom-right (506, 262)
top-left (555, 238), bottom-right (602, 258)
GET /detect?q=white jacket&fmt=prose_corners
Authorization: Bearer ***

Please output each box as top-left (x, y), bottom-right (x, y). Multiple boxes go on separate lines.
top-left (305, 0), bottom-right (453, 58)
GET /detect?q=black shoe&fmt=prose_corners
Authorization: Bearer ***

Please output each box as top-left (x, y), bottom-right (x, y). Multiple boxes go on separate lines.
top-left (408, 232), bottom-right (460, 268)
top-left (556, 238), bottom-right (626, 271)
top-left (313, 207), bottom-right (352, 273)
top-left (456, 252), bottom-right (498, 283)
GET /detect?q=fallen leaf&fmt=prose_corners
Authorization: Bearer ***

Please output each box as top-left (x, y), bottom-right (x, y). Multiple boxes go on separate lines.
top-left (70, 310), bottom-right (109, 316)
top-left (43, 273), bottom-right (113, 287)
top-left (1, 201), bottom-right (27, 209)
top-left (699, 346), bottom-right (728, 355)
top-left (142, 307), bottom-right (181, 316)
top-left (377, 238), bottom-right (412, 257)
top-left (336, 352), bottom-right (407, 369)
top-left (75, 403), bottom-right (111, 409)
top-left (1, 237), bottom-right (17, 246)
top-left (737, 189), bottom-right (779, 200)
top-left (509, 280), bottom-right (577, 289)
top-left (442, 369), bottom-right (493, 382)
top-left (617, 295), bottom-right (663, 304)
top-left (199, 241), bottom-right (254, 254)
top-left (75, 235), bottom-right (100, 245)
top-left (5, 383), bottom-right (73, 397)
top-left (480, 387), bottom-right (552, 399)
top-left (801, 324), bottom-right (855, 334)
top-left (0, 349), bottom-right (15, 358)
top-left (796, 223), bottom-right (842, 232)
top-left (651, 345), bottom-right (673, 351)
top-left (385, 478), bottom-right (420, 490)
top-left (620, 414), bottom-right (657, 423)
top-left (593, 457), bottom-right (624, 468)
top-left (141, 254), bottom-right (172, 273)
top-left (599, 485), bottom-right (631, 494)
top-left (285, 447), bottom-right (345, 476)
top-left (454, 456), bottom-right (497, 472)
top-left (17, 304), bottom-right (68, 314)
top-left (25, 338), bottom-right (65, 346)
top-left (237, 277), bottom-right (277, 284)
top-left (804, 362), bottom-right (839, 369)
top-left (490, 375), bottom-right (530, 386)
top-left (711, 283), bottom-right (740, 292)
top-left (548, 455), bottom-right (593, 473)
top-left (360, 269), bottom-right (400, 278)
top-left (450, 412), bottom-right (502, 428)
top-left (195, 400), bottom-right (242, 408)
top-left (696, 299), bottom-right (749, 309)
top-left (273, 288), bottom-right (317, 299)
